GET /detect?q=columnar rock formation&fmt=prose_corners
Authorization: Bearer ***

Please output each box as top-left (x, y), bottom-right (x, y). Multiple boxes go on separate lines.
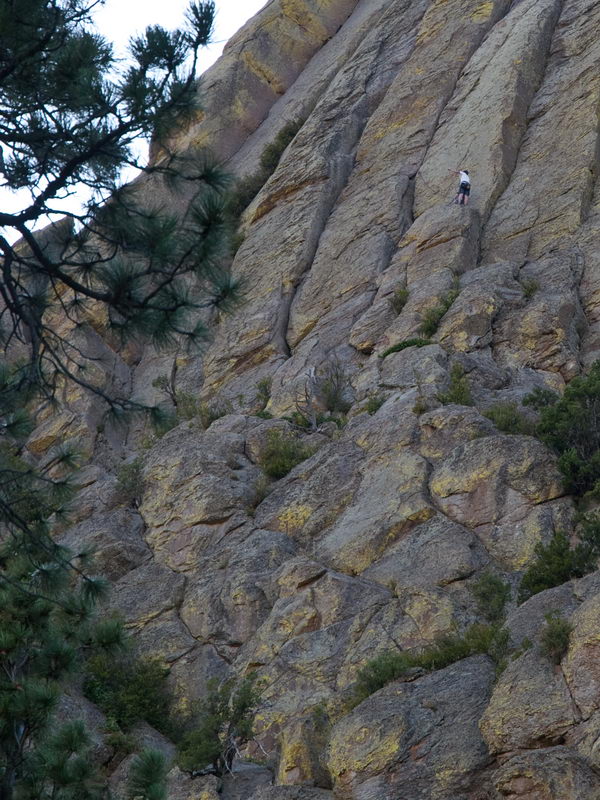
top-left (32, 0), bottom-right (600, 797)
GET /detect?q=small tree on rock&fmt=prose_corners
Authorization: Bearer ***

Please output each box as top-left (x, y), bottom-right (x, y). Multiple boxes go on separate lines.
top-left (177, 676), bottom-right (260, 777)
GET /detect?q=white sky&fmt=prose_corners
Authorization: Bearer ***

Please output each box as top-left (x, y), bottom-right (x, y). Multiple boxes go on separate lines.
top-left (0, 1), bottom-right (267, 237)
top-left (93, 0), bottom-right (267, 70)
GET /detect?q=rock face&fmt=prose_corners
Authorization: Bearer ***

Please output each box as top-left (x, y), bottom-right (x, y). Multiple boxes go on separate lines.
top-left (30, 0), bottom-right (600, 797)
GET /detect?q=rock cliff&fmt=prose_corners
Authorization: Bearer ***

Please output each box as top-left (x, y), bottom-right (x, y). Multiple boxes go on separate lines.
top-left (32, 0), bottom-right (600, 797)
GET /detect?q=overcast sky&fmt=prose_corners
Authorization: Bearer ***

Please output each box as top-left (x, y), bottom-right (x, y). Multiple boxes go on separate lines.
top-left (0, 1), bottom-right (267, 235)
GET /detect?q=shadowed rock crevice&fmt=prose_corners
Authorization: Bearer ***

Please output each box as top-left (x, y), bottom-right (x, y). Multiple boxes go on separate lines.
top-left (481, 0), bottom-right (600, 264)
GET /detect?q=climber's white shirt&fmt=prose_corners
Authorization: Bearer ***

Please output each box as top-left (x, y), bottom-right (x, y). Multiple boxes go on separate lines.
top-left (459, 171), bottom-right (470, 184)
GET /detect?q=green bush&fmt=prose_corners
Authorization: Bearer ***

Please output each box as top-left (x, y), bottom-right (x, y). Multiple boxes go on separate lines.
top-left (115, 457), bottom-right (144, 508)
top-left (352, 650), bottom-right (413, 705)
top-left (521, 278), bottom-right (539, 300)
top-left (390, 287), bottom-right (409, 315)
top-left (259, 120), bottom-right (302, 172)
top-left (84, 654), bottom-right (172, 735)
top-left (522, 386), bottom-right (559, 410)
top-left (484, 403), bottom-right (533, 435)
top-left (225, 171), bottom-right (266, 221)
top-left (283, 411), bottom-right (311, 429)
top-left (255, 377), bottom-right (272, 411)
top-left (366, 393), bottom-right (385, 415)
top-left (225, 119), bottom-right (303, 223)
top-left (175, 390), bottom-right (200, 421)
top-left (380, 338), bottom-right (431, 359)
top-left (531, 362), bottom-right (600, 496)
top-left (540, 612), bottom-right (572, 664)
top-left (518, 515), bottom-right (600, 603)
top-left (258, 429), bottom-right (315, 479)
top-left (518, 532), bottom-right (578, 603)
top-left (412, 396), bottom-right (429, 415)
top-left (419, 287), bottom-right (459, 337)
top-left (437, 363), bottom-right (473, 406)
top-left (177, 676), bottom-right (259, 777)
top-left (470, 572), bottom-right (511, 623)
top-left (352, 623), bottom-right (508, 705)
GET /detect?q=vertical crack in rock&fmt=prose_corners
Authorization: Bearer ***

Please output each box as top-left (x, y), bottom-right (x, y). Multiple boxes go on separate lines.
top-left (481, 0), bottom-right (600, 264)
top-left (31, 1), bottom-right (600, 795)
top-left (415, 0), bottom-right (564, 228)
top-left (227, 0), bottom-right (393, 181)
top-left (200, 0), bottom-right (434, 404)
top-left (267, 0), bottom-right (515, 412)
top-left (157, 0), bottom-right (363, 164)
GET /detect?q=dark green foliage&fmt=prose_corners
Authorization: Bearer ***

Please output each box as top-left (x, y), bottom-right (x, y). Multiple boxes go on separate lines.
top-left (0, 488), bottom-right (128, 799)
top-left (83, 653), bottom-right (172, 735)
top-left (484, 403), bottom-right (533, 435)
top-left (0, 0), bottom-right (239, 416)
top-left (380, 338), bottom-right (432, 359)
top-left (115, 457), bottom-right (145, 508)
top-left (470, 572), bottom-right (511, 623)
top-left (352, 623), bottom-right (508, 705)
top-left (225, 172), bottom-right (267, 221)
top-left (437, 363), bottom-right (473, 406)
top-left (258, 430), bottom-right (315, 479)
top-left (105, 725), bottom-right (136, 757)
top-left (15, 721), bottom-right (103, 800)
top-left (353, 650), bottom-right (413, 704)
top-left (260, 121), bottom-right (303, 172)
top-left (173, 391), bottom-right (200, 421)
top-left (518, 516), bottom-right (600, 603)
top-left (283, 411), bottom-right (312, 429)
top-left (419, 288), bottom-right (459, 337)
top-left (540, 612), bottom-right (572, 664)
top-left (390, 288), bottom-right (409, 315)
top-left (225, 119), bottom-right (303, 221)
top-left (256, 378), bottom-right (272, 411)
top-left (521, 278), bottom-right (539, 300)
top-left (412, 396), bottom-right (429, 415)
top-left (126, 749), bottom-right (168, 800)
top-left (366, 394), bottom-right (385, 415)
top-left (171, 391), bottom-right (230, 428)
top-left (177, 676), bottom-right (260, 776)
top-left (522, 386), bottom-right (559, 410)
top-left (531, 362), bottom-right (600, 496)
top-left (518, 532), bottom-right (578, 603)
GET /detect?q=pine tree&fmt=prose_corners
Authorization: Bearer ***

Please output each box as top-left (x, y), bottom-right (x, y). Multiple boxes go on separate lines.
top-left (0, 463), bottom-right (118, 800)
top-left (0, 445), bottom-right (169, 799)
top-left (0, 0), bottom-right (239, 415)
top-left (0, 4), bottom-right (230, 792)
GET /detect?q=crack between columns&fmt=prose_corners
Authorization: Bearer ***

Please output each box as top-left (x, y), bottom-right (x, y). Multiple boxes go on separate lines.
top-left (271, 3), bottom-right (433, 359)
top-left (478, 0), bottom-right (570, 264)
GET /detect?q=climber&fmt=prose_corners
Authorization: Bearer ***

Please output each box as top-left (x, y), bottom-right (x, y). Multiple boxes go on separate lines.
top-left (448, 168), bottom-right (470, 205)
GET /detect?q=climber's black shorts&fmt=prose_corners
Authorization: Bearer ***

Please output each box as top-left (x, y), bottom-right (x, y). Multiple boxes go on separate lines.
top-left (459, 182), bottom-right (470, 195)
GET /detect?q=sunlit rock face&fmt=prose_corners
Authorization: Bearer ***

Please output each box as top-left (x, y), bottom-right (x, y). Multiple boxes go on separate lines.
top-left (31, 0), bottom-right (600, 795)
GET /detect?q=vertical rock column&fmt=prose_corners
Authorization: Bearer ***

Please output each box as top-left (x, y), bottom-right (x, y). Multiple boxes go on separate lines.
top-left (481, 0), bottom-right (600, 263)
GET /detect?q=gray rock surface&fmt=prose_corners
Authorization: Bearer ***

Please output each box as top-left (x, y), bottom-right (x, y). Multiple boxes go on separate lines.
top-left (28, 0), bottom-right (600, 796)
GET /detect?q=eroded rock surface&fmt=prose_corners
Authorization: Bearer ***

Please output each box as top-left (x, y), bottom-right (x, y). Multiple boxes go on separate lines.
top-left (31, 0), bottom-right (600, 796)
